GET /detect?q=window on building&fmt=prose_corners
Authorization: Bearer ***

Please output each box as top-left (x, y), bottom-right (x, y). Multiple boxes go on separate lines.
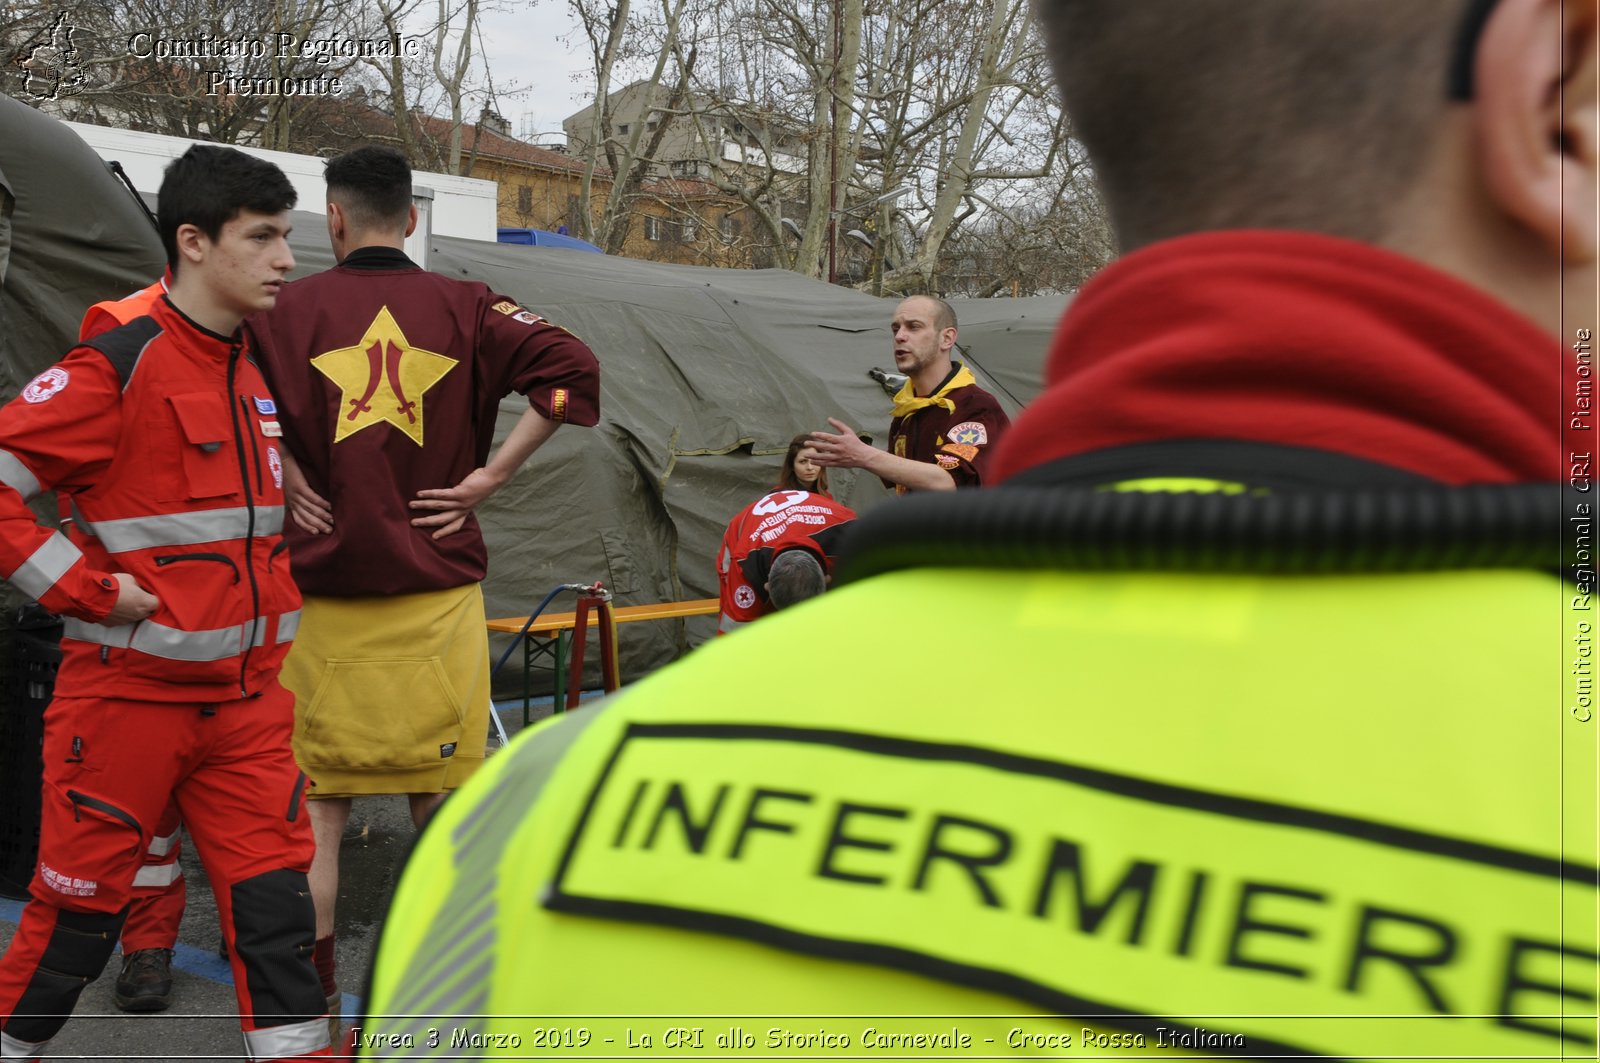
top-left (644, 216), bottom-right (662, 241)
top-left (617, 123), bottom-right (630, 136)
top-left (720, 214), bottom-right (739, 240)
top-left (517, 186), bottom-right (532, 214)
top-left (682, 216), bottom-right (699, 241)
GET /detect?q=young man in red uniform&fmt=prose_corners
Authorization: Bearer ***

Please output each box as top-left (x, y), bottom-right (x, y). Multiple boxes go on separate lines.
top-left (72, 273), bottom-right (192, 1014)
top-left (716, 489), bottom-right (856, 634)
top-left (245, 146), bottom-right (601, 1018)
top-left (0, 147), bottom-right (330, 1060)
top-left (808, 296), bottom-right (1010, 493)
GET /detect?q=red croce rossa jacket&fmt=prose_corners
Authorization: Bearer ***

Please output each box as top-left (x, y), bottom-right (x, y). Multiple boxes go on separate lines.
top-left (0, 296), bottom-right (301, 701)
top-left (716, 489), bottom-right (856, 634)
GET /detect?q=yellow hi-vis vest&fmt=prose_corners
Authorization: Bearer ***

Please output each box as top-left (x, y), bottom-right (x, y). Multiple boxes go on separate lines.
top-left (362, 567), bottom-right (1597, 1059)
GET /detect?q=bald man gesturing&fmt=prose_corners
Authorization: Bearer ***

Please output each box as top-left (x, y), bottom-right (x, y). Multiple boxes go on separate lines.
top-left (809, 295), bottom-right (1010, 494)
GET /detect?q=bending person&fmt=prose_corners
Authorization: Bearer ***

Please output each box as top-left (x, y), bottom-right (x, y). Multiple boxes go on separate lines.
top-left (715, 488), bottom-right (855, 635)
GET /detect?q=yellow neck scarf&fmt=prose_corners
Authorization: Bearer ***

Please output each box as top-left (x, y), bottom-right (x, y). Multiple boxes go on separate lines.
top-left (891, 364), bottom-right (976, 420)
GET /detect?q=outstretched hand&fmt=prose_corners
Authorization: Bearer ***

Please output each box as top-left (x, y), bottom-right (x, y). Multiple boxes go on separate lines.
top-left (806, 418), bottom-right (878, 470)
top-left (411, 467), bottom-right (506, 540)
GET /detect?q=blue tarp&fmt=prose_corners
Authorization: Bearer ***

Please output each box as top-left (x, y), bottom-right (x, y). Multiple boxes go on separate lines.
top-left (496, 227), bottom-right (604, 253)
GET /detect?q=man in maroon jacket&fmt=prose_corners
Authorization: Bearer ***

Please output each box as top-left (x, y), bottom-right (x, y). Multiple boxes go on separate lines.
top-left (246, 146), bottom-right (600, 1020)
top-left (808, 296), bottom-right (1009, 493)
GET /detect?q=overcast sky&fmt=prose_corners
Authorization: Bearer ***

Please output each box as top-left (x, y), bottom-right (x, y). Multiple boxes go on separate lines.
top-left (474, 0), bottom-right (595, 145)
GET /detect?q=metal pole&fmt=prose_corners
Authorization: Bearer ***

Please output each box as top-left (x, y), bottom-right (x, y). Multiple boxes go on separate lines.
top-left (827, 0), bottom-right (841, 284)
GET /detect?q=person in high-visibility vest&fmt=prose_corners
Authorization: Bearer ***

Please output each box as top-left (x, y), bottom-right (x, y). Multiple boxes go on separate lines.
top-left (358, 1), bottom-right (1598, 1058)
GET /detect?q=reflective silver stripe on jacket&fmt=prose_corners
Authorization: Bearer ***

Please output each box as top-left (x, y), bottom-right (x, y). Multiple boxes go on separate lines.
top-left (132, 862), bottom-right (182, 888)
top-left (0, 1030), bottom-right (49, 1062)
top-left (242, 1017), bottom-right (329, 1061)
top-left (78, 505), bottom-right (285, 553)
top-left (65, 614), bottom-right (291, 663)
top-left (717, 613), bottom-right (745, 634)
top-left (9, 532), bottom-right (82, 601)
top-left (0, 450), bottom-right (41, 502)
top-left (147, 828), bottom-right (181, 857)
top-left (242, 610), bottom-right (301, 648)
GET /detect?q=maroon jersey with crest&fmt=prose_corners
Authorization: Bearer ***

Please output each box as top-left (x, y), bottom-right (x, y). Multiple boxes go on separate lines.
top-left (887, 367), bottom-right (1010, 493)
top-left (247, 246), bottom-right (599, 596)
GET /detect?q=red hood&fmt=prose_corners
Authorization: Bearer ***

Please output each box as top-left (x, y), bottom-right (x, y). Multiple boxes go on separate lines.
top-left (991, 230), bottom-right (1566, 485)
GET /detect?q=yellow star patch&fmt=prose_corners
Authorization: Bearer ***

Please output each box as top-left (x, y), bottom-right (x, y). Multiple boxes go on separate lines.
top-left (312, 307), bottom-right (457, 446)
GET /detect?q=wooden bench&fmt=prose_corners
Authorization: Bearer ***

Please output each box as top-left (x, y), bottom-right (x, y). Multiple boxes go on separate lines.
top-left (487, 598), bottom-right (719, 720)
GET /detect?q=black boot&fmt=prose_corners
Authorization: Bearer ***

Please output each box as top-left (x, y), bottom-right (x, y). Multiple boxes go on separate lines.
top-left (113, 948), bottom-right (175, 1012)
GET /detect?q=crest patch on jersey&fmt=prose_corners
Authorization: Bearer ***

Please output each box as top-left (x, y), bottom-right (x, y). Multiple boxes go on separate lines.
top-left (941, 443), bottom-right (980, 463)
top-left (948, 421), bottom-right (988, 446)
top-left (312, 306), bottom-right (459, 448)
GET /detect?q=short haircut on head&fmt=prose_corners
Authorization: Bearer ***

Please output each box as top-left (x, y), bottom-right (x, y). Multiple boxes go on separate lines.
top-left (902, 295), bottom-right (957, 334)
top-left (1037, 0), bottom-right (1462, 249)
top-left (158, 145), bottom-right (296, 274)
top-left (325, 146), bottom-right (413, 231)
top-left (767, 549), bottom-right (826, 611)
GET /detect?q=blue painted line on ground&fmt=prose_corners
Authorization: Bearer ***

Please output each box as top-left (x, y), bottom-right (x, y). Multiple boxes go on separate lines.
top-left (0, 896), bottom-right (362, 1016)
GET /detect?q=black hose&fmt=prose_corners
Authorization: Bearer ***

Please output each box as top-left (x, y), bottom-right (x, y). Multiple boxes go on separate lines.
top-left (107, 160), bottom-right (159, 234)
top-left (836, 483), bottom-right (1575, 584)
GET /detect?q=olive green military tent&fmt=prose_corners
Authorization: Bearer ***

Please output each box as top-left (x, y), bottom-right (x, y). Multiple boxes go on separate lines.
top-left (0, 97), bottom-right (1061, 695)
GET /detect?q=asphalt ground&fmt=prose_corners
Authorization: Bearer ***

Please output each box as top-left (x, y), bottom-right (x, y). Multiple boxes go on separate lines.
top-left (0, 697), bottom-right (584, 1062)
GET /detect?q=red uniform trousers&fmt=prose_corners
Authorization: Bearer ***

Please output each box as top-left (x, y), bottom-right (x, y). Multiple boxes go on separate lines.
top-left (0, 683), bottom-right (330, 1062)
top-left (120, 801), bottom-right (186, 952)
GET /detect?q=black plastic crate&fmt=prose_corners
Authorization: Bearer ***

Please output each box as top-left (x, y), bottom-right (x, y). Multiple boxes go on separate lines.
top-left (0, 604), bottom-right (62, 899)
